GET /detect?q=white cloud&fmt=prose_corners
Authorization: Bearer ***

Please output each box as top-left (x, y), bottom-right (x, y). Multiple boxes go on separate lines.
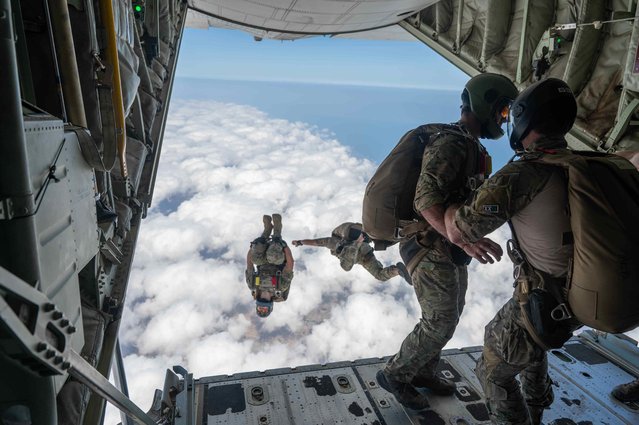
top-left (104, 99), bottom-right (639, 423)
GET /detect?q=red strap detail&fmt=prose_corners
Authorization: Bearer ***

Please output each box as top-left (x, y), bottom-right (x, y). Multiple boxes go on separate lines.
top-left (271, 276), bottom-right (277, 286)
top-left (537, 148), bottom-right (557, 154)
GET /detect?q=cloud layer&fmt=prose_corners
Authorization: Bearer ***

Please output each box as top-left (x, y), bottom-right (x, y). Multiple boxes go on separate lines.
top-left (105, 99), bottom-right (639, 423)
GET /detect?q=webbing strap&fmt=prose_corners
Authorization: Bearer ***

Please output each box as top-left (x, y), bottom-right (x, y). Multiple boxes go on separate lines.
top-left (96, 65), bottom-right (117, 172)
top-left (72, 126), bottom-right (106, 171)
top-left (398, 220), bottom-right (429, 238)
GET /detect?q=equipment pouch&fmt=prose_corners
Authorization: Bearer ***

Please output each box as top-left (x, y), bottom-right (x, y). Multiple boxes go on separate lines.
top-left (522, 288), bottom-right (574, 349)
top-left (450, 244), bottom-right (471, 266)
top-left (399, 236), bottom-right (428, 275)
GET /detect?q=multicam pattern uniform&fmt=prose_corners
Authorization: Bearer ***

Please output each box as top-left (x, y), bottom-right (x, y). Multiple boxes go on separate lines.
top-left (311, 237), bottom-right (398, 281)
top-left (454, 138), bottom-right (578, 424)
top-left (384, 127), bottom-right (484, 383)
top-left (247, 238), bottom-right (293, 299)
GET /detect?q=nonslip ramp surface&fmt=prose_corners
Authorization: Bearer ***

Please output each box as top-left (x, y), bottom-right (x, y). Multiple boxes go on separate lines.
top-left (194, 334), bottom-right (639, 424)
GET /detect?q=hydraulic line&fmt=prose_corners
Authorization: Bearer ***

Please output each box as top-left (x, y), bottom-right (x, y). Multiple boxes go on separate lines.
top-left (49, 0), bottom-right (87, 127)
top-left (99, 0), bottom-right (128, 178)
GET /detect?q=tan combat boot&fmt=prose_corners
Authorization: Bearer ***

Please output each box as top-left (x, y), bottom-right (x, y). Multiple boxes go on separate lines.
top-left (262, 215), bottom-right (273, 239)
top-left (272, 213), bottom-right (282, 239)
top-left (612, 379), bottom-right (639, 403)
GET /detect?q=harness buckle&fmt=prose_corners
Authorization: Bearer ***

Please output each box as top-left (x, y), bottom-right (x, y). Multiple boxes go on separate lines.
top-left (550, 303), bottom-right (573, 321)
top-left (506, 239), bottom-right (525, 265)
top-left (513, 263), bottom-right (522, 280)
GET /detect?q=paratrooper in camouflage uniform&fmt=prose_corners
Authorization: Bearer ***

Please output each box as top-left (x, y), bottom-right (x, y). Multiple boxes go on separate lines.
top-left (246, 214), bottom-right (294, 318)
top-left (446, 78), bottom-right (582, 424)
top-left (377, 73), bottom-right (517, 410)
top-left (292, 222), bottom-right (411, 284)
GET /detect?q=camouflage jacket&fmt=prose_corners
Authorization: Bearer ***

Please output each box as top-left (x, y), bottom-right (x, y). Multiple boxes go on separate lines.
top-left (454, 137), bottom-right (573, 277)
top-left (414, 123), bottom-right (489, 213)
top-left (309, 236), bottom-right (373, 271)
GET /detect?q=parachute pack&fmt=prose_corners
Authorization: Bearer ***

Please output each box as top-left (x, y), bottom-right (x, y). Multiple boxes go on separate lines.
top-left (331, 222), bottom-right (363, 242)
top-left (362, 123), bottom-right (486, 250)
top-left (530, 150), bottom-right (639, 333)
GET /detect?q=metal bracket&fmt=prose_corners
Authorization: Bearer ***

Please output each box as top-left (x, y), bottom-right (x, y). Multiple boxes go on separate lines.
top-left (0, 266), bottom-right (74, 375)
top-left (101, 239), bottom-right (123, 265)
top-left (173, 366), bottom-right (195, 425)
top-left (601, 98), bottom-right (639, 151)
top-left (0, 266), bottom-right (156, 425)
top-left (0, 194), bottom-right (35, 220)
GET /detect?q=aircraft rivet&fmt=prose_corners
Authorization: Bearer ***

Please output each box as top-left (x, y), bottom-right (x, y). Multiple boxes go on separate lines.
top-left (53, 356), bottom-right (63, 364)
top-left (36, 342), bottom-right (47, 352)
top-left (62, 361), bottom-right (71, 370)
top-left (67, 326), bottom-right (76, 334)
top-left (60, 319), bottom-right (69, 327)
top-left (45, 350), bottom-right (55, 358)
top-left (43, 303), bottom-right (55, 312)
top-left (52, 311), bottom-right (63, 320)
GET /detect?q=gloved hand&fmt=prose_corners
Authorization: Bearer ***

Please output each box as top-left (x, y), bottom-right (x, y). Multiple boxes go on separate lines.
top-left (292, 240), bottom-right (302, 247)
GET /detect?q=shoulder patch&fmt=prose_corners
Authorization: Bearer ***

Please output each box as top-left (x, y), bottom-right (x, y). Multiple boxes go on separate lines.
top-left (482, 204), bottom-right (500, 214)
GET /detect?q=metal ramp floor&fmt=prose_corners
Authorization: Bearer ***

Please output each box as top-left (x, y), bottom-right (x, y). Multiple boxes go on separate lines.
top-left (192, 332), bottom-right (639, 424)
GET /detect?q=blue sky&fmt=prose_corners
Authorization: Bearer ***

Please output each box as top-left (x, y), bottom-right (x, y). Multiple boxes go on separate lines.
top-left (176, 27), bottom-right (469, 89)
top-left (174, 26), bottom-right (516, 167)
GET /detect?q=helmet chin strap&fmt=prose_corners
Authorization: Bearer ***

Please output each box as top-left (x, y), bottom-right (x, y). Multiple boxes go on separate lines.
top-left (481, 121), bottom-right (504, 140)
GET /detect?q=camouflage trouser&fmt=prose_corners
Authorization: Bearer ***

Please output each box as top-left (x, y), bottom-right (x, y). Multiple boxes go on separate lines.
top-left (475, 297), bottom-right (554, 425)
top-left (336, 243), bottom-right (397, 281)
top-left (250, 238), bottom-right (286, 266)
top-left (384, 243), bottom-right (468, 382)
top-left (359, 252), bottom-right (398, 281)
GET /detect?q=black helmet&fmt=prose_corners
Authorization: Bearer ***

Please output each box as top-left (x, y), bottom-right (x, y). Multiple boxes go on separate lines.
top-left (461, 73), bottom-right (519, 140)
top-left (509, 78), bottom-right (577, 151)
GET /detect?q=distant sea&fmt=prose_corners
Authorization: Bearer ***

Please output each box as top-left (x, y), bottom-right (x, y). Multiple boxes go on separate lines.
top-left (172, 77), bottom-right (513, 168)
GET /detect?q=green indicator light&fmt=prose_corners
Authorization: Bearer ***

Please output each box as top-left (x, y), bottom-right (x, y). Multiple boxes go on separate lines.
top-left (557, 37), bottom-right (561, 42)
top-left (135, 5), bottom-right (142, 11)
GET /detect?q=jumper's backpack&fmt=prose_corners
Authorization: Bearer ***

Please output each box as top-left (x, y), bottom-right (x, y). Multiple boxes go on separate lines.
top-left (362, 123), bottom-right (487, 250)
top-left (533, 150), bottom-right (639, 333)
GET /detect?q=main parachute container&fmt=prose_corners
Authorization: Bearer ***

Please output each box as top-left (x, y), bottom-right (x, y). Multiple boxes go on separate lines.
top-left (538, 151), bottom-right (639, 333)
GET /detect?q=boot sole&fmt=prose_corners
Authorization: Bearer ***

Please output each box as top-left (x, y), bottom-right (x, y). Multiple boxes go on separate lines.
top-left (376, 370), bottom-right (430, 410)
top-left (411, 380), bottom-right (456, 396)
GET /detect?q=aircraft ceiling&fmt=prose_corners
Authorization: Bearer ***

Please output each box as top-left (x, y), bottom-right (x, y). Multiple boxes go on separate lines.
top-left (186, 0), bottom-right (438, 40)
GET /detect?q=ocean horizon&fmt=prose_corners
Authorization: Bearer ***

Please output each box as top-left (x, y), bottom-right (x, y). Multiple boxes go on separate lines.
top-left (172, 77), bottom-right (514, 168)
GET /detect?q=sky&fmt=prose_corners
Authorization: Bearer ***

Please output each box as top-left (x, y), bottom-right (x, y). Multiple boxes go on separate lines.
top-left (105, 23), bottom-right (639, 424)
top-left (176, 26), bottom-right (469, 89)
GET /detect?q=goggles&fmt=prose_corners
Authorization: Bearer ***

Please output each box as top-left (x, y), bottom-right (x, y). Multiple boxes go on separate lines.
top-left (499, 101), bottom-right (514, 139)
top-left (256, 305), bottom-right (271, 315)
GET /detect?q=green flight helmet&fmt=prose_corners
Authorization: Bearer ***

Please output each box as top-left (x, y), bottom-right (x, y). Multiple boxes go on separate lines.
top-left (461, 73), bottom-right (519, 140)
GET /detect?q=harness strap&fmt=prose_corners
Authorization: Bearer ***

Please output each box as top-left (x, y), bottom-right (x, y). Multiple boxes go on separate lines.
top-left (508, 220), bottom-right (575, 350)
top-left (397, 220), bottom-right (430, 238)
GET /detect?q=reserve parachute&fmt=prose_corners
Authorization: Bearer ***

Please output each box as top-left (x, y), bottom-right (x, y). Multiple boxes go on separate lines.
top-left (362, 124), bottom-right (483, 250)
top-left (534, 150), bottom-right (639, 333)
